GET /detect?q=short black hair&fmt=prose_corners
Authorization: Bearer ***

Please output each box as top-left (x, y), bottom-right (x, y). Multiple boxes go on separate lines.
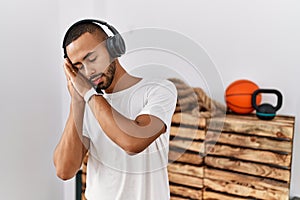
top-left (63, 22), bottom-right (107, 48)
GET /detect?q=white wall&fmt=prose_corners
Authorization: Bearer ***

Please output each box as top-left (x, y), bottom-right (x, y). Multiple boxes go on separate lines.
top-left (0, 0), bottom-right (64, 199)
top-left (94, 0), bottom-right (300, 197)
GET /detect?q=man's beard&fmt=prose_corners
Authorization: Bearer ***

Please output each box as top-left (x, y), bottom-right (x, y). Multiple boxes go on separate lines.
top-left (95, 61), bottom-right (116, 91)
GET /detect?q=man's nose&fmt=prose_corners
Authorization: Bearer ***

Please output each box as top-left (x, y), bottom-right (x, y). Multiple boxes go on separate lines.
top-left (85, 66), bottom-right (96, 79)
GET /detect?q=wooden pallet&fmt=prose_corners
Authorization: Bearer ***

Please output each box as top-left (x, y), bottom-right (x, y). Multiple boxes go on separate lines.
top-left (169, 113), bottom-right (295, 200)
top-left (169, 113), bottom-right (206, 200)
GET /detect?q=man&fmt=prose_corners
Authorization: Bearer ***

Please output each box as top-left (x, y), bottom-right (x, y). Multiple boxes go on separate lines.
top-left (53, 19), bottom-right (177, 200)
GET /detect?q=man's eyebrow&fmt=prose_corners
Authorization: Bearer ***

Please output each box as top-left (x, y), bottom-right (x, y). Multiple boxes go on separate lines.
top-left (72, 51), bottom-right (95, 66)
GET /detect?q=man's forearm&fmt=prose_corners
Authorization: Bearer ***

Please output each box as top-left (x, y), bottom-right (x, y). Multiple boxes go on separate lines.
top-left (53, 100), bottom-right (87, 180)
top-left (87, 95), bottom-right (165, 154)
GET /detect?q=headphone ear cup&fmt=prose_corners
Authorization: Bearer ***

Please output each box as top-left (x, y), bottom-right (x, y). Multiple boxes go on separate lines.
top-left (106, 34), bottom-right (126, 58)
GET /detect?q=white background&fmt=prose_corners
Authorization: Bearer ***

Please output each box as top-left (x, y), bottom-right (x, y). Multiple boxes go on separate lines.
top-left (0, 0), bottom-right (299, 199)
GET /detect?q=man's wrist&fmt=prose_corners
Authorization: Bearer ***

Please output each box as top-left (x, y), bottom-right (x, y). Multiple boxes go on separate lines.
top-left (71, 88), bottom-right (85, 103)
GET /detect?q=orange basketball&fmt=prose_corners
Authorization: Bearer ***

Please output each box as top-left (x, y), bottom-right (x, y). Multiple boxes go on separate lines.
top-left (225, 79), bottom-right (261, 114)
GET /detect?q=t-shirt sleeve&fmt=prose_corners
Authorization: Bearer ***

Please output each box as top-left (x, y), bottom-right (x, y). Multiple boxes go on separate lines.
top-left (137, 80), bottom-right (177, 131)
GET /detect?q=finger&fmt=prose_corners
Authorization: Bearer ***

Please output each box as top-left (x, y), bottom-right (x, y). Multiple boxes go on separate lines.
top-left (63, 68), bottom-right (71, 81)
top-left (63, 59), bottom-right (72, 76)
top-left (66, 58), bottom-right (78, 74)
top-left (64, 58), bottom-right (75, 70)
top-left (63, 60), bottom-right (76, 80)
top-left (67, 79), bottom-right (72, 90)
top-left (63, 64), bottom-right (73, 82)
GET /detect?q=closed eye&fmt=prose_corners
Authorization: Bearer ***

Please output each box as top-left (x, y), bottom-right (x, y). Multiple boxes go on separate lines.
top-left (88, 56), bottom-right (97, 62)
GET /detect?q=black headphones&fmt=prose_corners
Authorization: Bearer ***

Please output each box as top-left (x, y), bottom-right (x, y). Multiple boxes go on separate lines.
top-left (62, 19), bottom-right (126, 59)
top-left (251, 89), bottom-right (283, 120)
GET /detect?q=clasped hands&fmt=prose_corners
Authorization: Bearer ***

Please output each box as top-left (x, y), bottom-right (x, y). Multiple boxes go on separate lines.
top-left (64, 59), bottom-right (93, 101)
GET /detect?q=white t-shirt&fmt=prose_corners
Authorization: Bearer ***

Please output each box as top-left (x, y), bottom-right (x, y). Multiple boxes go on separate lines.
top-left (82, 78), bottom-right (177, 200)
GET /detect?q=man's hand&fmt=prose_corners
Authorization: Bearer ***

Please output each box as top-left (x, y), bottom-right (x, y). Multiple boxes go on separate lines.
top-left (63, 59), bottom-right (93, 98)
top-left (63, 59), bottom-right (87, 140)
top-left (63, 59), bottom-right (83, 103)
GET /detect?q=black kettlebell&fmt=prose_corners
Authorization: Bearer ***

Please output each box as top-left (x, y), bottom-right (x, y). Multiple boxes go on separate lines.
top-left (251, 89), bottom-right (283, 120)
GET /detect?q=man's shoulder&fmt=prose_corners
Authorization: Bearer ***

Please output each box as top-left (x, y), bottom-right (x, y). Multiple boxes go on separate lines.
top-left (138, 78), bottom-right (177, 103)
top-left (141, 78), bottom-right (177, 91)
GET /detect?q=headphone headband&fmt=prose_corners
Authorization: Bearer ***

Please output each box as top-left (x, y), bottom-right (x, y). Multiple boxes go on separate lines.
top-left (62, 19), bottom-right (125, 59)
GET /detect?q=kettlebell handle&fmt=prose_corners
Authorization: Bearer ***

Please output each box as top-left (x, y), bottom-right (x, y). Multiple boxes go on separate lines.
top-left (251, 89), bottom-right (283, 111)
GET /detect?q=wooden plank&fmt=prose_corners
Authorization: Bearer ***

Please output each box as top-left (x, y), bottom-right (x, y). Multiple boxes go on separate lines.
top-left (168, 163), bottom-right (203, 178)
top-left (170, 185), bottom-right (202, 199)
top-left (81, 153), bottom-right (88, 199)
top-left (168, 150), bottom-right (203, 165)
top-left (204, 168), bottom-right (289, 200)
top-left (205, 132), bottom-right (292, 153)
top-left (203, 190), bottom-right (249, 200)
top-left (170, 196), bottom-right (190, 200)
top-left (208, 115), bottom-right (294, 140)
top-left (169, 172), bottom-right (203, 189)
top-left (172, 113), bottom-right (206, 129)
top-left (206, 144), bottom-right (291, 168)
top-left (205, 156), bottom-right (290, 182)
top-left (226, 113), bottom-right (295, 125)
top-left (171, 126), bottom-right (205, 140)
top-left (170, 139), bottom-right (204, 154)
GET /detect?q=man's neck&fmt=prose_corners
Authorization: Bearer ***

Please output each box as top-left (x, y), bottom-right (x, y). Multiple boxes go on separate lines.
top-left (105, 61), bottom-right (141, 94)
